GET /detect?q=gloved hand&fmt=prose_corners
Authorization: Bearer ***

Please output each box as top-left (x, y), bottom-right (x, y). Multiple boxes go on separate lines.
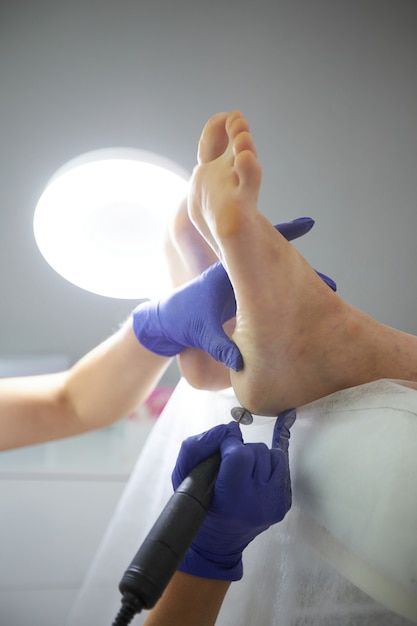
top-left (133, 259), bottom-right (241, 369)
top-left (171, 419), bottom-right (292, 581)
top-left (133, 217), bottom-right (336, 371)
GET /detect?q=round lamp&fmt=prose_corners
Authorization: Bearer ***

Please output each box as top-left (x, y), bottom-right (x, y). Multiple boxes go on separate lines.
top-left (33, 148), bottom-right (190, 299)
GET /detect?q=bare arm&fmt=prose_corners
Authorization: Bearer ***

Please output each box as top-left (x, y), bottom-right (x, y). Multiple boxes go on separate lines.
top-left (0, 196), bottom-right (238, 451)
top-left (0, 319), bottom-right (171, 450)
top-left (143, 571), bottom-right (230, 626)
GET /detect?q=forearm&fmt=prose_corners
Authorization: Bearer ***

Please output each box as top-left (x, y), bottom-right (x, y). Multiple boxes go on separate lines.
top-left (0, 370), bottom-right (73, 450)
top-left (143, 571), bottom-right (230, 626)
top-left (0, 320), bottom-right (171, 450)
top-left (64, 320), bottom-right (171, 431)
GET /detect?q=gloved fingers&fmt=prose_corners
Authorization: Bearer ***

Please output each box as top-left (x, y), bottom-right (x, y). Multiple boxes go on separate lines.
top-left (274, 217), bottom-right (314, 241)
top-left (246, 442), bottom-right (277, 483)
top-left (198, 260), bottom-right (224, 281)
top-left (272, 409), bottom-right (296, 452)
top-left (270, 448), bottom-right (293, 521)
top-left (315, 269), bottom-right (337, 292)
top-left (216, 443), bottom-right (254, 495)
top-left (219, 438), bottom-right (273, 484)
top-left (273, 219), bottom-right (337, 292)
top-left (241, 442), bottom-right (291, 483)
top-left (172, 423), bottom-right (231, 488)
top-left (172, 421), bottom-right (243, 488)
top-left (269, 447), bottom-right (289, 474)
top-left (224, 420), bottom-right (243, 440)
top-left (209, 336), bottom-right (243, 371)
top-left (216, 441), bottom-right (292, 522)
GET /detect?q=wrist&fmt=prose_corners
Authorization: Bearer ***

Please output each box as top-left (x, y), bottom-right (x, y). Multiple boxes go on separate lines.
top-left (132, 301), bottom-right (183, 356)
top-left (178, 545), bottom-right (243, 581)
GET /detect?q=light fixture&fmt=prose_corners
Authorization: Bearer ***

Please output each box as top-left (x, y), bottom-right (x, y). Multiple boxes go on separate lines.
top-left (33, 148), bottom-right (190, 299)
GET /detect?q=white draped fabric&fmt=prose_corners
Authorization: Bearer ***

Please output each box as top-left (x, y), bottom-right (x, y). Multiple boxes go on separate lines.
top-left (68, 378), bottom-right (417, 625)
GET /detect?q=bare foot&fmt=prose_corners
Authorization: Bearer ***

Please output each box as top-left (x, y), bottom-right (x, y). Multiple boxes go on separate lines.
top-left (165, 198), bottom-right (218, 287)
top-left (188, 110), bottom-right (417, 415)
top-left (164, 198), bottom-right (233, 390)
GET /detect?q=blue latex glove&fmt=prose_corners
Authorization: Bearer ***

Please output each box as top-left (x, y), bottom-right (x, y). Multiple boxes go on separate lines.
top-left (133, 260), bottom-right (241, 368)
top-left (172, 419), bottom-right (292, 581)
top-left (133, 217), bottom-right (336, 371)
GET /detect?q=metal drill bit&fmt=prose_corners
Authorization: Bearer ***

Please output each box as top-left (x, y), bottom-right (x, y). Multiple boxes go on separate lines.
top-left (231, 406), bottom-right (254, 425)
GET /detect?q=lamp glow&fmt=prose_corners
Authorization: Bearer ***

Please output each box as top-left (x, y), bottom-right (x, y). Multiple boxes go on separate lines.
top-left (33, 148), bottom-right (190, 299)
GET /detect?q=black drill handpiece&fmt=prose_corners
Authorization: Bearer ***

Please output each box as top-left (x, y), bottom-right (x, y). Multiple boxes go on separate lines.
top-left (118, 452), bottom-right (221, 611)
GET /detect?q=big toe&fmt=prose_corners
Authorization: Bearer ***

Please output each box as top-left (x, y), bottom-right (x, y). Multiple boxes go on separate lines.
top-left (197, 111), bottom-right (229, 164)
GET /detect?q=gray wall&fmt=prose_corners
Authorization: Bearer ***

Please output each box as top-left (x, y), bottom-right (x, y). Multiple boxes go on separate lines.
top-left (1, 0), bottom-right (416, 383)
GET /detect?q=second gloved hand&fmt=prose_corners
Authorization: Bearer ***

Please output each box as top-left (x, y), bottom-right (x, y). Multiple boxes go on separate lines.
top-left (172, 421), bottom-right (292, 581)
top-left (133, 260), bottom-right (241, 369)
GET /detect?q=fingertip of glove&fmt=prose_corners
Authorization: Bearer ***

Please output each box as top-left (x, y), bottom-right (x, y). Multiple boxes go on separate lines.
top-left (217, 343), bottom-right (243, 371)
top-left (228, 351), bottom-right (244, 371)
top-left (234, 354), bottom-right (244, 371)
top-left (272, 408), bottom-right (296, 448)
top-left (194, 423), bottom-right (230, 444)
top-left (274, 217), bottom-right (315, 239)
top-left (315, 270), bottom-right (337, 292)
top-left (292, 216), bottom-right (315, 230)
top-left (226, 420), bottom-right (243, 438)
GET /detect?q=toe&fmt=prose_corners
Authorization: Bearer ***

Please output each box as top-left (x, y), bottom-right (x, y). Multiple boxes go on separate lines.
top-left (197, 112), bottom-right (229, 163)
top-left (235, 150), bottom-right (262, 190)
top-left (226, 110), bottom-right (250, 140)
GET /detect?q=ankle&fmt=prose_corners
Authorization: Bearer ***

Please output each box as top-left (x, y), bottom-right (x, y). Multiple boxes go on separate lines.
top-left (327, 305), bottom-right (400, 391)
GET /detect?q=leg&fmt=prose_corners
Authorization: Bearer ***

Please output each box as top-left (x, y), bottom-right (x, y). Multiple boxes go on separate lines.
top-left (165, 197), bottom-right (218, 288)
top-left (165, 197), bottom-right (233, 390)
top-left (188, 110), bottom-right (417, 415)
